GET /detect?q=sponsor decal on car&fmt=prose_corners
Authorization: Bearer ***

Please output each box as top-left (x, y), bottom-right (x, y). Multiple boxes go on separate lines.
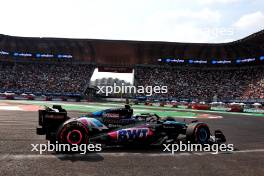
top-left (103, 113), bottom-right (120, 118)
top-left (117, 128), bottom-right (152, 141)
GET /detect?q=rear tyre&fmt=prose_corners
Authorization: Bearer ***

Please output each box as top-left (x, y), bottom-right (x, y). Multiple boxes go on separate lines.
top-left (186, 123), bottom-right (210, 144)
top-left (56, 121), bottom-right (89, 146)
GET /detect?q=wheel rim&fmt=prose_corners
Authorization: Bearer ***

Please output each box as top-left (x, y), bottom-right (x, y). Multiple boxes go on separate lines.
top-left (198, 128), bottom-right (208, 142)
top-left (66, 130), bottom-right (83, 144)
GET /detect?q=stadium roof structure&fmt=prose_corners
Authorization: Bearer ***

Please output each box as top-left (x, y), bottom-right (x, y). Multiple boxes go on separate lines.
top-left (0, 30), bottom-right (263, 66)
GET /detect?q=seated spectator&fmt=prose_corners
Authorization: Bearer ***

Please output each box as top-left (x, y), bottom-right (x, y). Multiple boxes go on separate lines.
top-left (134, 66), bottom-right (264, 101)
top-left (0, 62), bottom-right (95, 94)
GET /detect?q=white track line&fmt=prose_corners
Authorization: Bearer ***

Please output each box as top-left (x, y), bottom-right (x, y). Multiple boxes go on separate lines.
top-left (1, 149), bottom-right (264, 160)
top-left (0, 106), bottom-right (23, 111)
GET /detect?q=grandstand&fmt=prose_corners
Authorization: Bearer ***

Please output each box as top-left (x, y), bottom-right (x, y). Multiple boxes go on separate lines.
top-left (134, 65), bottom-right (264, 102)
top-left (0, 30), bottom-right (264, 102)
top-left (0, 62), bottom-right (95, 96)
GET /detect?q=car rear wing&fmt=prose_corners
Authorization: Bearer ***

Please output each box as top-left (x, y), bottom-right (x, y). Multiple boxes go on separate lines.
top-left (37, 105), bottom-right (69, 136)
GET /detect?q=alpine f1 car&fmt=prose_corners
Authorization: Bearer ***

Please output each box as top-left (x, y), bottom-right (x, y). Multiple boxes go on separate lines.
top-left (36, 105), bottom-right (226, 146)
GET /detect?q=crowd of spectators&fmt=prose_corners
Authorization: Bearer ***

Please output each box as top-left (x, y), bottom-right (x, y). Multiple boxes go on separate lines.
top-left (134, 66), bottom-right (264, 101)
top-left (0, 62), bottom-right (95, 95)
top-left (1, 61), bottom-right (263, 101)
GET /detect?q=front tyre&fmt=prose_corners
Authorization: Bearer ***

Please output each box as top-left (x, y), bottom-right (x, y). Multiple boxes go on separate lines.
top-left (186, 122), bottom-right (210, 144)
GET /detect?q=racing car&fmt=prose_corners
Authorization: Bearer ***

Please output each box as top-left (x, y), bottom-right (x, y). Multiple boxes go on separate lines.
top-left (36, 105), bottom-right (226, 147)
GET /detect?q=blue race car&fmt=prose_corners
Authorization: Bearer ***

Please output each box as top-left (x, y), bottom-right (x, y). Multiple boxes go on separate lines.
top-left (37, 105), bottom-right (226, 146)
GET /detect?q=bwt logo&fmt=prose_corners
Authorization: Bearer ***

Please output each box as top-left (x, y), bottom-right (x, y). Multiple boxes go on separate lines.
top-left (118, 128), bottom-right (149, 141)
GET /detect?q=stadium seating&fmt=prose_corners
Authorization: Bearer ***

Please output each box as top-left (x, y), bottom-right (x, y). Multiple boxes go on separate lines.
top-left (0, 62), bottom-right (95, 95)
top-left (1, 60), bottom-right (264, 102)
top-left (134, 66), bottom-right (264, 101)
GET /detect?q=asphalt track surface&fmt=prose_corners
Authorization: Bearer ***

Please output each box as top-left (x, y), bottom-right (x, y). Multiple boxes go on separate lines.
top-left (0, 109), bottom-right (264, 176)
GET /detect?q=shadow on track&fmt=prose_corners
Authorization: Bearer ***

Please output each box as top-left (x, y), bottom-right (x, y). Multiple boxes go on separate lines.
top-left (55, 152), bottom-right (104, 162)
top-left (53, 145), bottom-right (163, 162)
